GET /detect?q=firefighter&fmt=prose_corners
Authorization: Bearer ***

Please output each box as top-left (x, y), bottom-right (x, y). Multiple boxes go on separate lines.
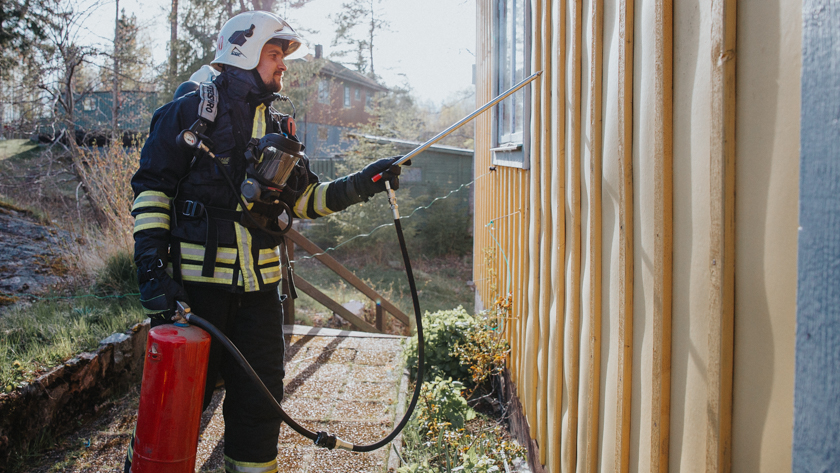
top-left (125, 10), bottom-right (403, 473)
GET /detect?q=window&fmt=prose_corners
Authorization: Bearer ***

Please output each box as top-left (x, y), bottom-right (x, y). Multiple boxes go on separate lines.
top-left (493, 0), bottom-right (530, 168)
top-left (344, 86), bottom-right (351, 108)
top-left (318, 80), bottom-right (330, 104)
top-left (317, 126), bottom-right (329, 141)
top-left (365, 92), bottom-right (373, 111)
top-left (83, 96), bottom-right (96, 111)
top-left (355, 88), bottom-right (361, 100)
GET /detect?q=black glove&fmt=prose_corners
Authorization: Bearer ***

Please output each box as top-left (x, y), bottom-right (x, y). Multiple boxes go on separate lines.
top-left (354, 156), bottom-right (411, 200)
top-left (136, 252), bottom-right (190, 321)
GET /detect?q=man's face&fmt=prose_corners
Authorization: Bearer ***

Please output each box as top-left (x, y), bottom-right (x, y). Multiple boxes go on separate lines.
top-left (256, 42), bottom-right (287, 92)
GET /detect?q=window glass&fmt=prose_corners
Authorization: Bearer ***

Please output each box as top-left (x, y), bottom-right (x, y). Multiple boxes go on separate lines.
top-left (318, 80), bottom-right (330, 104)
top-left (497, 0), bottom-right (525, 144)
top-left (344, 86), bottom-right (351, 108)
top-left (355, 88), bottom-right (361, 100)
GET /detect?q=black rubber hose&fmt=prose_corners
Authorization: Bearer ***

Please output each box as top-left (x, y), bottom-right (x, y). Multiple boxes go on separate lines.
top-left (185, 214), bottom-right (424, 452)
top-left (186, 312), bottom-right (318, 442)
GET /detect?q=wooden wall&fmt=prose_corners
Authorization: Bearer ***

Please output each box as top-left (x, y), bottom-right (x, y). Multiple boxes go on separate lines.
top-left (473, 0), bottom-right (801, 471)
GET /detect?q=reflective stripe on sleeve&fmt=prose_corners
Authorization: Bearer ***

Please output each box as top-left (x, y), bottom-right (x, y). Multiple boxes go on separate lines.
top-left (133, 212), bottom-right (170, 233)
top-left (181, 242), bottom-right (238, 265)
top-left (224, 456), bottom-right (277, 473)
top-left (131, 191), bottom-right (171, 211)
top-left (293, 183), bottom-right (318, 218)
top-left (313, 183), bottom-right (334, 216)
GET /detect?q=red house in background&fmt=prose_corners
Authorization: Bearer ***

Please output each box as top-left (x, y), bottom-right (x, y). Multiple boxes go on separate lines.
top-left (296, 45), bottom-right (388, 174)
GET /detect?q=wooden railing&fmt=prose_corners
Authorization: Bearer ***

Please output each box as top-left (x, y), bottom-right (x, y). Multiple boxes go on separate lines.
top-left (281, 228), bottom-right (410, 334)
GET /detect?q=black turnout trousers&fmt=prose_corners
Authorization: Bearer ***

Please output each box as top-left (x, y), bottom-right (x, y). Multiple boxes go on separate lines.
top-left (186, 284), bottom-right (286, 463)
top-left (126, 285), bottom-right (286, 471)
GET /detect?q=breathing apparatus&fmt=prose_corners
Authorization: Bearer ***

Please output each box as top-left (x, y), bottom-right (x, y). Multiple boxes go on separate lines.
top-left (133, 62), bottom-right (543, 469)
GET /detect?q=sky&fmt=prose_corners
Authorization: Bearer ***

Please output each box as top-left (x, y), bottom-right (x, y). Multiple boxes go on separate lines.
top-left (81, 0), bottom-right (476, 107)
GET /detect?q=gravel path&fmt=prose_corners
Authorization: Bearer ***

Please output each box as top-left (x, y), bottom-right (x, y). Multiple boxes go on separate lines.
top-left (25, 326), bottom-right (409, 473)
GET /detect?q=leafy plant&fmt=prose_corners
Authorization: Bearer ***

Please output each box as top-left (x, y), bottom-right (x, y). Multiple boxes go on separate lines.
top-left (397, 377), bottom-right (525, 473)
top-left (403, 306), bottom-right (476, 383)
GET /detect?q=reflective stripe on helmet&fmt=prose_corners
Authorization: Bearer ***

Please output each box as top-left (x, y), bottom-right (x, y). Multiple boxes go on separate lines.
top-left (133, 212), bottom-right (170, 233)
top-left (224, 456), bottom-right (278, 473)
top-left (132, 191), bottom-right (171, 211)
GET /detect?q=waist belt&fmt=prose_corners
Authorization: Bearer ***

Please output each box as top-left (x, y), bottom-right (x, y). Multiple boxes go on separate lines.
top-left (175, 199), bottom-right (243, 279)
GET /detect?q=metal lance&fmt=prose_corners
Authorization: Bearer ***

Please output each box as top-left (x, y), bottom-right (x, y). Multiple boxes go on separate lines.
top-left (372, 70), bottom-right (543, 182)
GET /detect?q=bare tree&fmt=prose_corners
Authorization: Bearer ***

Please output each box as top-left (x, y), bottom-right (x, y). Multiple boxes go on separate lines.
top-left (330, 0), bottom-right (389, 77)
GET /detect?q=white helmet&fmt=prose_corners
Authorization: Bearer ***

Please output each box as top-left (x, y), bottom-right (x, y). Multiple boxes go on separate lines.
top-left (212, 11), bottom-right (304, 71)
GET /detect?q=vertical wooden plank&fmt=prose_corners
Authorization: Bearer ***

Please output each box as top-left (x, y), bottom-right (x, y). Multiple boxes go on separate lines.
top-left (793, 1), bottom-right (840, 470)
top-left (562, 0), bottom-right (583, 469)
top-left (706, 0), bottom-right (736, 471)
top-left (651, 0), bottom-right (673, 471)
top-left (584, 0), bottom-right (604, 470)
top-left (524, 0), bottom-right (544, 437)
top-left (614, 0), bottom-right (634, 470)
top-left (536, 0), bottom-right (554, 464)
top-left (547, 0), bottom-right (566, 470)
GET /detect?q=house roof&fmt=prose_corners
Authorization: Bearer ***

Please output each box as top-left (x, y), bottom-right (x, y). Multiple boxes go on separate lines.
top-left (347, 133), bottom-right (474, 157)
top-left (296, 55), bottom-right (388, 92)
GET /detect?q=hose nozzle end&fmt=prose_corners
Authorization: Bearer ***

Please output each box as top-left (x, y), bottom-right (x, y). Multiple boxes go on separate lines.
top-left (315, 431), bottom-right (354, 451)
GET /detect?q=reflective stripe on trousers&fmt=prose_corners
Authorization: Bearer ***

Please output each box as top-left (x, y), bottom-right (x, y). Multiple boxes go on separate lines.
top-left (225, 456), bottom-right (278, 473)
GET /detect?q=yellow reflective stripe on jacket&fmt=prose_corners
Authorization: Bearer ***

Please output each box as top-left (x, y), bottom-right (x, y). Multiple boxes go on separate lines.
top-left (180, 242), bottom-right (238, 265)
top-left (180, 264), bottom-right (238, 285)
top-left (258, 247), bottom-right (280, 265)
top-left (313, 183), bottom-right (334, 216)
top-left (131, 191), bottom-right (171, 211)
top-left (235, 222), bottom-right (258, 291)
top-left (252, 104), bottom-right (267, 141)
top-left (293, 183), bottom-right (318, 218)
top-left (133, 212), bottom-right (170, 233)
top-left (260, 266), bottom-right (281, 285)
top-left (224, 456), bottom-right (277, 473)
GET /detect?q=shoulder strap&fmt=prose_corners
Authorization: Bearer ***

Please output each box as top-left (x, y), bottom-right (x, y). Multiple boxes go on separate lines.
top-left (198, 82), bottom-right (219, 124)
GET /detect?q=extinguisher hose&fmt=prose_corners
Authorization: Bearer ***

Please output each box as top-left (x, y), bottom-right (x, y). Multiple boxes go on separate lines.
top-left (185, 215), bottom-right (424, 452)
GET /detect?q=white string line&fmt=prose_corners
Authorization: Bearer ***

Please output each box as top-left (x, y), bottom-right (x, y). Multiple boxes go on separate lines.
top-left (291, 171), bottom-right (491, 263)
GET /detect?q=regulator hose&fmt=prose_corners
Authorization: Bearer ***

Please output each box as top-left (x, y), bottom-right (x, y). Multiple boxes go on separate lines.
top-left (184, 209), bottom-right (424, 452)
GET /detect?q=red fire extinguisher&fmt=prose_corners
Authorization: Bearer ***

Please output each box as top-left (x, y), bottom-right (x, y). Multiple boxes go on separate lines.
top-left (130, 322), bottom-right (211, 473)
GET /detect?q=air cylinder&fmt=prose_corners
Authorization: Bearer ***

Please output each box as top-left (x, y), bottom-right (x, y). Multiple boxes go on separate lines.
top-left (131, 323), bottom-right (211, 473)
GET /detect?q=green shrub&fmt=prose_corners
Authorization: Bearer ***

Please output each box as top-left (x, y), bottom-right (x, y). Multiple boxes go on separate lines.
top-left (403, 306), bottom-right (475, 383)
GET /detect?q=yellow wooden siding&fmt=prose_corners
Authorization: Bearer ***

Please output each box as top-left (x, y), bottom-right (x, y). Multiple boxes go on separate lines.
top-left (473, 0), bottom-right (800, 471)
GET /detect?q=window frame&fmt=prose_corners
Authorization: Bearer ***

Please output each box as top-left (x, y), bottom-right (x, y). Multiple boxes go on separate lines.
top-left (491, 0), bottom-right (532, 170)
top-left (343, 85), bottom-right (351, 108)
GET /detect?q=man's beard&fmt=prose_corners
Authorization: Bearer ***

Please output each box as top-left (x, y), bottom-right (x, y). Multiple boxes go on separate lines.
top-left (266, 75), bottom-right (283, 92)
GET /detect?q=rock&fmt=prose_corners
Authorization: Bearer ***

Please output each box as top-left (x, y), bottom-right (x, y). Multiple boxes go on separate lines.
top-left (100, 333), bottom-right (131, 346)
